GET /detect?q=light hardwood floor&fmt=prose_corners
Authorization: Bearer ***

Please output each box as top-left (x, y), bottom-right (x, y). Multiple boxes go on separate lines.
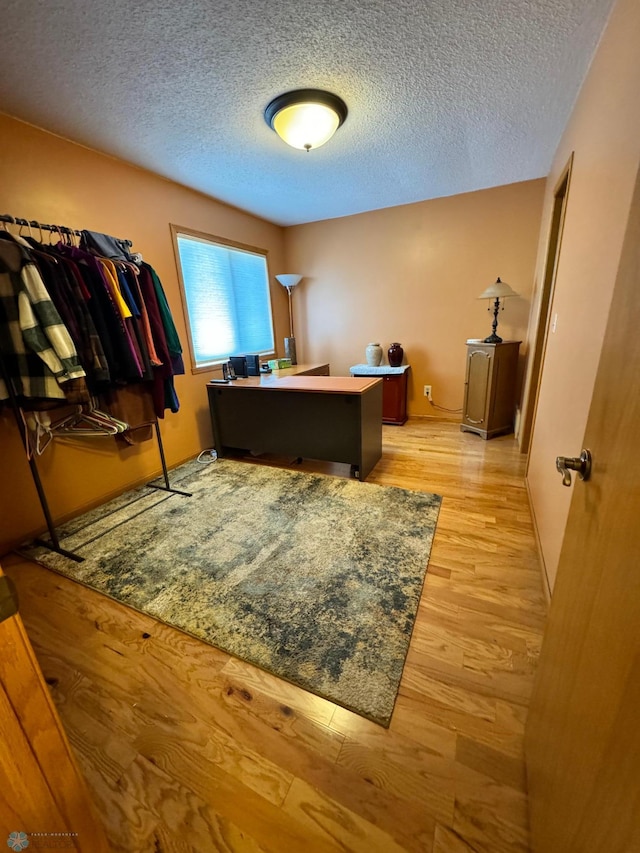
top-left (4, 419), bottom-right (548, 852)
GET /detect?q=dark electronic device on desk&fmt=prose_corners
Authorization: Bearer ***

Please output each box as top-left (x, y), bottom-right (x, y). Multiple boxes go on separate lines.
top-left (222, 362), bottom-right (239, 381)
top-left (228, 354), bottom-right (261, 377)
top-left (229, 356), bottom-right (248, 378)
top-left (244, 354), bottom-right (261, 376)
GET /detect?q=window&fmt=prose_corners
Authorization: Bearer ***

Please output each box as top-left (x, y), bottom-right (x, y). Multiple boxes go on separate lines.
top-left (172, 227), bottom-right (275, 370)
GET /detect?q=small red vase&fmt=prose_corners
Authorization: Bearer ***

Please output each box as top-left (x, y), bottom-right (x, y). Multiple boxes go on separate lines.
top-left (388, 342), bottom-right (404, 367)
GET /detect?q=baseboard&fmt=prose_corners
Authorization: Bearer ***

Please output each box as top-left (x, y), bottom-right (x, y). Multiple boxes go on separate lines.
top-left (525, 475), bottom-right (552, 606)
top-left (409, 412), bottom-right (461, 423)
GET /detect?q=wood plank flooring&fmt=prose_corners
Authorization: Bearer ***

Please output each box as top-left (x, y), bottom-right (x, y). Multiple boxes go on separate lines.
top-left (3, 419), bottom-right (548, 852)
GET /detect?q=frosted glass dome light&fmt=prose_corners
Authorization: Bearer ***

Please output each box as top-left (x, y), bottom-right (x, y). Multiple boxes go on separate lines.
top-left (265, 89), bottom-right (348, 152)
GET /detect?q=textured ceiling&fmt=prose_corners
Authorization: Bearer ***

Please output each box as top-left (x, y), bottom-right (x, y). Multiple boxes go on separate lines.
top-left (0, 0), bottom-right (615, 226)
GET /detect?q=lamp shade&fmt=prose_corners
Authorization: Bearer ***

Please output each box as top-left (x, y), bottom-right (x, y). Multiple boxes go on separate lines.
top-left (265, 90), bottom-right (348, 151)
top-left (275, 274), bottom-right (303, 289)
top-left (478, 277), bottom-right (518, 299)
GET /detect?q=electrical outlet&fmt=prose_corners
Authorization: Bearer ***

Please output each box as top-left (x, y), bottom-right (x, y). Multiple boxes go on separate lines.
top-left (424, 385), bottom-right (432, 400)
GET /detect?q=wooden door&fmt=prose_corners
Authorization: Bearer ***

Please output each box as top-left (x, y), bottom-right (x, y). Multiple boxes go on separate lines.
top-left (0, 565), bottom-right (109, 852)
top-left (525, 163), bottom-right (640, 851)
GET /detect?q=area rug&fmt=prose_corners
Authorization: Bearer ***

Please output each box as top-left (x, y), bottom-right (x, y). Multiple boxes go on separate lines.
top-left (26, 459), bottom-right (441, 726)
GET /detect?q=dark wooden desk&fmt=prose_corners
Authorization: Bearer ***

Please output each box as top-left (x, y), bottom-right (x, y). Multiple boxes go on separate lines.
top-left (206, 373), bottom-right (383, 480)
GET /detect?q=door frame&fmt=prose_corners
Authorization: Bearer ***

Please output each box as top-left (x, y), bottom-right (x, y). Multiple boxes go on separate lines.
top-left (519, 153), bottom-right (574, 455)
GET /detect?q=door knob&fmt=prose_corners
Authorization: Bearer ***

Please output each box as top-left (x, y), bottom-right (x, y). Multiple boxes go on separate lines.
top-left (555, 449), bottom-right (592, 487)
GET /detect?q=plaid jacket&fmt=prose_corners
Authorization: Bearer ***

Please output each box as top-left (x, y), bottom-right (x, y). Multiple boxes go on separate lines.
top-left (0, 236), bottom-right (85, 401)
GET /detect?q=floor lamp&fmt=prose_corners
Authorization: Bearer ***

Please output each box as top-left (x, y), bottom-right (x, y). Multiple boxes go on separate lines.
top-left (275, 274), bottom-right (302, 364)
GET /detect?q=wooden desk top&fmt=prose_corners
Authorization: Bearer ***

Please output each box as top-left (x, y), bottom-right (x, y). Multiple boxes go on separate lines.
top-left (272, 363), bottom-right (329, 378)
top-left (265, 376), bottom-right (380, 394)
top-left (208, 375), bottom-right (380, 395)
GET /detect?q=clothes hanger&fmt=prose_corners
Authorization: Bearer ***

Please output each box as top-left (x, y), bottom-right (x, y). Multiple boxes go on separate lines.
top-left (47, 404), bottom-right (123, 436)
top-left (54, 414), bottom-right (119, 436)
top-left (23, 411), bottom-right (54, 456)
top-left (83, 408), bottom-right (128, 433)
top-left (85, 396), bottom-right (129, 433)
top-left (20, 410), bottom-right (36, 460)
top-left (18, 219), bottom-right (33, 240)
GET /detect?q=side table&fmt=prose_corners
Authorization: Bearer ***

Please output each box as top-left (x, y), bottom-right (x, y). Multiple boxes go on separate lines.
top-left (349, 364), bottom-right (410, 425)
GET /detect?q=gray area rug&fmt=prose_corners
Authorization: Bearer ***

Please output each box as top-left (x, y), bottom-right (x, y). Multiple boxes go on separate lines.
top-left (27, 459), bottom-right (441, 726)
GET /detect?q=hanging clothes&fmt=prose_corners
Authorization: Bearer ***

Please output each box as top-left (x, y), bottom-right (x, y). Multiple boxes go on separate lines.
top-left (0, 226), bottom-right (184, 422)
top-left (120, 261), bottom-right (162, 368)
top-left (25, 240), bottom-right (110, 390)
top-left (80, 229), bottom-right (132, 262)
top-left (54, 243), bottom-right (143, 382)
top-left (144, 262), bottom-right (185, 414)
top-left (0, 233), bottom-right (86, 403)
top-left (102, 383), bottom-right (156, 446)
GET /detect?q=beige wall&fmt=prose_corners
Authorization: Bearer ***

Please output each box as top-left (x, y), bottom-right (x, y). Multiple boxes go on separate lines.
top-left (0, 114), bottom-right (286, 553)
top-left (524, 0), bottom-right (640, 592)
top-left (284, 180), bottom-right (545, 416)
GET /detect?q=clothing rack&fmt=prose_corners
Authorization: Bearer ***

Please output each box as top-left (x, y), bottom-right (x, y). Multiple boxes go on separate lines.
top-left (0, 213), bottom-right (132, 246)
top-left (1, 215), bottom-right (191, 563)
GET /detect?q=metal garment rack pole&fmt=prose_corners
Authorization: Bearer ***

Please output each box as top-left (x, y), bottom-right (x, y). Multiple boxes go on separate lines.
top-left (146, 419), bottom-right (192, 497)
top-left (0, 213), bottom-right (132, 246)
top-left (0, 354), bottom-right (83, 562)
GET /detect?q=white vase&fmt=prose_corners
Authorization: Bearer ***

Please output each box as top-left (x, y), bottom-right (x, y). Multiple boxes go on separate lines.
top-left (365, 343), bottom-right (383, 366)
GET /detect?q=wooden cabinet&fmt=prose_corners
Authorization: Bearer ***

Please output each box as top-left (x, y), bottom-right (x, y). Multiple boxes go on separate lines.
top-left (460, 341), bottom-right (520, 439)
top-left (0, 565), bottom-right (109, 851)
top-left (381, 372), bottom-right (409, 424)
top-left (349, 365), bottom-right (409, 425)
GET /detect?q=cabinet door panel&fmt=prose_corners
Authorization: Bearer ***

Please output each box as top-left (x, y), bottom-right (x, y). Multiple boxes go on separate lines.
top-left (382, 375), bottom-right (403, 423)
top-left (465, 350), bottom-right (492, 424)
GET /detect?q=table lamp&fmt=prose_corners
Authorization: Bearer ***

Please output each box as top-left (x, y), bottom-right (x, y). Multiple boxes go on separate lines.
top-left (478, 277), bottom-right (518, 343)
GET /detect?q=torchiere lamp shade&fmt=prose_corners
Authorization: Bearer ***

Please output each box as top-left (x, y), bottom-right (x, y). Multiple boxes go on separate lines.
top-left (275, 274), bottom-right (303, 291)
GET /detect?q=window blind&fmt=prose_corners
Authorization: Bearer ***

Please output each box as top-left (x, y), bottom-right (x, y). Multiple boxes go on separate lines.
top-left (176, 233), bottom-right (274, 366)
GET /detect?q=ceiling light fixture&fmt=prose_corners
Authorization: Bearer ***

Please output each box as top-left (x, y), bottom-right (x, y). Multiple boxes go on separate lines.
top-left (265, 89), bottom-right (348, 152)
